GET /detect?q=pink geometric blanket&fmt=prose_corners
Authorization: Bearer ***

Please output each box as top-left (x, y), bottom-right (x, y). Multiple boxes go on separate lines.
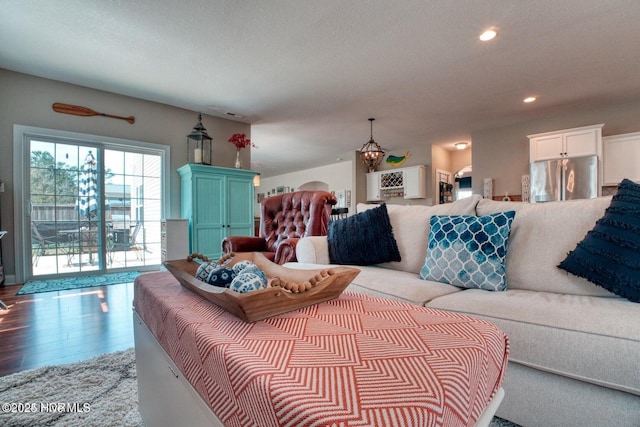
top-left (134, 272), bottom-right (509, 427)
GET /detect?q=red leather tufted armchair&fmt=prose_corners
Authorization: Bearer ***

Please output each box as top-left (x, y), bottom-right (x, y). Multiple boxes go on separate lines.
top-left (222, 190), bottom-right (337, 264)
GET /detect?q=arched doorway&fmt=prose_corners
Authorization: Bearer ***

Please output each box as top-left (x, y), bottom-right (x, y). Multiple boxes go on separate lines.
top-left (298, 181), bottom-right (329, 191)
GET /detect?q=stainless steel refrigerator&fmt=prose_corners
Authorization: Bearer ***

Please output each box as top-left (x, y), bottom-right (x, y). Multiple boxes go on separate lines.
top-left (530, 155), bottom-right (598, 203)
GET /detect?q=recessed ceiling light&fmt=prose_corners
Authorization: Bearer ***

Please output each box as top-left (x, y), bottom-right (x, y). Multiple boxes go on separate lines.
top-left (479, 29), bottom-right (498, 41)
top-left (523, 96), bottom-right (537, 103)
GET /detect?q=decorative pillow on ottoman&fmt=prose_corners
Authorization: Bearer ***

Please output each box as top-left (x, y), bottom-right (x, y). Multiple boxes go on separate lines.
top-left (419, 211), bottom-right (516, 291)
top-left (558, 179), bottom-right (640, 302)
top-left (328, 203), bottom-right (401, 266)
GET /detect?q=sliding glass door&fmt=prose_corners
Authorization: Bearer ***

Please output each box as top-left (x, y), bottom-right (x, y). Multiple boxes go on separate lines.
top-left (29, 141), bottom-right (108, 275)
top-left (18, 127), bottom-right (167, 281)
top-left (102, 149), bottom-right (162, 270)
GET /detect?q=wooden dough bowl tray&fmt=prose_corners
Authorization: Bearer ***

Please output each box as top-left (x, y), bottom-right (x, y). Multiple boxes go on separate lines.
top-left (164, 252), bottom-right (360, 323)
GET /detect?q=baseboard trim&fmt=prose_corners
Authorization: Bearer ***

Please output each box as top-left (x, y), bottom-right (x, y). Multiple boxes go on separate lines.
top-left (1, 274), bottom-right (18, 286)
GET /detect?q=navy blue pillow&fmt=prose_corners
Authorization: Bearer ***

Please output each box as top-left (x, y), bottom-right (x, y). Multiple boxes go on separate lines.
top-left (558, 179), bottom-right (640, 302)
top-left (328, 203), bottom-right (401, 266)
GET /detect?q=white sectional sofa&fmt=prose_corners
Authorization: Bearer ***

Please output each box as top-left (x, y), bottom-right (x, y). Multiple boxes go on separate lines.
top-left (292, 194), bottom-right (640, 427)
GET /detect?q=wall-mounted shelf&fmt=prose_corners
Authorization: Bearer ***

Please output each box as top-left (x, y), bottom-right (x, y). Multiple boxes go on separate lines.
top-left (439, 181), bottom-right (454, 204)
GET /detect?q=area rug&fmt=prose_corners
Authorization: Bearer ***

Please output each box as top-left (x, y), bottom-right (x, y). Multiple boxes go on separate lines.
top-left (0, 348), bottom-right (521, 427)
top-left (0, 349), bottom-right (141, 427)
top-left (16, 271), bottom-right (141, 295)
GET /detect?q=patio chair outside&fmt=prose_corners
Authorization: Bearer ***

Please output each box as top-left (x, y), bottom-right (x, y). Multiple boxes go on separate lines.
top-left (31, 221), bottom-right (81, 267)
top-left (31, 222), bottom-right (50, 267)
top-left (108, 221), bottom-right (142, 264)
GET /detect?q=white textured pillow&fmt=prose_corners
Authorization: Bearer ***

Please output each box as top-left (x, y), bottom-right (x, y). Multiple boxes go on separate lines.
top-left (357, 195), bottom-right (481, 274)
top-left (476, 197), bottom-right (615, 297)
top-left (295, 236), bottom-right (330, 264)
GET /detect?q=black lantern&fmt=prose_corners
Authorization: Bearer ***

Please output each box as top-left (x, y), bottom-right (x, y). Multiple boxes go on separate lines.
top-left (187, 112), bottom-right (212, 165)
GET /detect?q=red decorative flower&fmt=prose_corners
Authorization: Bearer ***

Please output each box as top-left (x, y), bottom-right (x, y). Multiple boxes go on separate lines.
top-left (228, 133), bottom-right (256, 149)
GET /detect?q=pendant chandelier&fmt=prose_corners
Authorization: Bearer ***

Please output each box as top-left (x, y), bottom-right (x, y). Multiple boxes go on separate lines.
top-left (359, 118), bottom-right (385, 173)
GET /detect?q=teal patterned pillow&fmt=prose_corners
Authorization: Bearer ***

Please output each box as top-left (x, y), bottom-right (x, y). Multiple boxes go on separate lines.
top-left (419, 211), bottom-right (516, 291)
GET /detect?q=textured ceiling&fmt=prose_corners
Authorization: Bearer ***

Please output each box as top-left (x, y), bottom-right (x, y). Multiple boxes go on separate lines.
top-left (2, 0), bottom-right (640, 177)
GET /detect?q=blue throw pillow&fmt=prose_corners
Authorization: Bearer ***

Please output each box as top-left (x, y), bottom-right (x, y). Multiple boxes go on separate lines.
top-left (328, 203), bottom-right (401, 266)
top-left (419, 211), bottom-right (516, 291)
top-left (558, 179), bottom-right (640, 302)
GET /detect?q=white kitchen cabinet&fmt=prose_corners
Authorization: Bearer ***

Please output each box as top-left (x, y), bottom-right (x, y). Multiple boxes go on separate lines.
top-left (529, 124), bottom-right (604, 162)
top-left (402, 165), bottom-right (428, 199)
top-left (366, 171), bottom-right (381, 201)
top-left (366, 165), bottom-right (427, 201)
top-left (603, 131), bottom-right (640, 185)
top-left (529, 133), bottom-right (564, 161)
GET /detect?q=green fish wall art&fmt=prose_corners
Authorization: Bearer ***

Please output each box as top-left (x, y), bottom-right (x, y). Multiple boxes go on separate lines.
top-left (386, 151), bottom-right (411, 167)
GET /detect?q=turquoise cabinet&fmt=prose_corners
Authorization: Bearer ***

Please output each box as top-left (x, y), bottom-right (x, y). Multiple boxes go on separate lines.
top-left (178, 164), bottom-right (256, 260)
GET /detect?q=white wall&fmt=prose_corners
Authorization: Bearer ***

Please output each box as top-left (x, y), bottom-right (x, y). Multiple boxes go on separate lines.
top-left (450, 147), bottom-right (472, 176)
top-left (257, 161), bottom-right (353, 212)
top-left (430, 145), bottom-right (452, 201)
top-left (257, 145), bottom-right (436, 213)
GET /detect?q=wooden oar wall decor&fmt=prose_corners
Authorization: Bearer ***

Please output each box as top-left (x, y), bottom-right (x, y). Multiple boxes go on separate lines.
top-left (52, 103), bottom-right (135, 124)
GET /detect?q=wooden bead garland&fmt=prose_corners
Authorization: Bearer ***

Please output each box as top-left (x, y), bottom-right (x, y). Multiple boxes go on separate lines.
top-left (270, 269), bottom-right (336, 293)
top-left (187, 252), bottom-right (212, 262)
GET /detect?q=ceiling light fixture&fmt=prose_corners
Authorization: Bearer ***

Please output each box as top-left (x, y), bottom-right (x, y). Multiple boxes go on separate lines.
top-left (524, 96), bottom-right (537, 103)
top-left (479, 28), bottom-right (498, 41)
top-left (455, 142), bottom-right (469, 150)
top-left (359, 118), bottom-right (385, 173)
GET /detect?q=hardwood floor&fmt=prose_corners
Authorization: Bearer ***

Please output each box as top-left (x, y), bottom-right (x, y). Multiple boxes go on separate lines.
top-left (0, 281), bottom-right (135, 377)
